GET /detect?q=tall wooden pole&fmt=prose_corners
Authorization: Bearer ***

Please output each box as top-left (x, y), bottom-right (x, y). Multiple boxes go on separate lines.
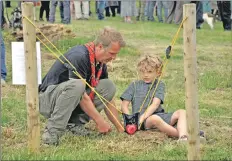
top-left (183, 4), bottom-right (200, 160)
top-left (22, 2), bottom-right (40, 153)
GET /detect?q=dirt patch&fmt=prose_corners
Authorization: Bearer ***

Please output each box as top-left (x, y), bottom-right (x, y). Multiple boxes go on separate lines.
top-left (2, 126), bottom-right (15, 139)
top-left (12, 24), bottom-right (75, 42)
top-left (43, 52), bottom-right (57, 60)
top-left (133, 130), bottom-right (168, 143)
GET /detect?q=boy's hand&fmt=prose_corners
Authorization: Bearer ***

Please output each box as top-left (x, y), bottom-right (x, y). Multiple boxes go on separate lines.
top-left (139, 114), bottom-right (146, 125)
top-left (97, 121), bottom-right (112, 134)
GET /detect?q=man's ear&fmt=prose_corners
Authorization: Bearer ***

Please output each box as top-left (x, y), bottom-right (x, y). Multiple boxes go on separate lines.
top-left (98, 43), bottom-right (103, 49)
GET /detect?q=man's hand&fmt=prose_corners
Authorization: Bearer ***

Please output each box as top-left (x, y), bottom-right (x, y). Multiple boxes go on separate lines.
top-left (80, 93), bottom-right (111, 134)
top-left (96, 120), bottom-right (112, 134)
top-left (117, 123), bottom-right (125, 133)
top-left (104, 100), bottom-right (125, 133)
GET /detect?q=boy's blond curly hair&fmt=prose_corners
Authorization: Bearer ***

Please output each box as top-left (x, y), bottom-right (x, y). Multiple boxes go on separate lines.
top-left (137, 54), bottom-right (163, 76)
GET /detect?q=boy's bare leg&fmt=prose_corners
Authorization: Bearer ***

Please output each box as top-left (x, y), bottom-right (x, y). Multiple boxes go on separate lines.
top-left (145, 115), bottom-right (179, 137)
top-left (170, 109), bottom-right (187, 138)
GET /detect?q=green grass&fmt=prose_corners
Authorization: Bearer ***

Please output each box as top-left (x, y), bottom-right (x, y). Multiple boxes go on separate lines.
top-left (50, 37), bottom-right (94, 54)
top-left (2, 1), bottom-right (232, 160)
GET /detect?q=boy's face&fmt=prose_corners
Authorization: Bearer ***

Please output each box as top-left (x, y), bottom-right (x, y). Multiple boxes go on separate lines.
top-left (138, 66), bottom-right (158, 83)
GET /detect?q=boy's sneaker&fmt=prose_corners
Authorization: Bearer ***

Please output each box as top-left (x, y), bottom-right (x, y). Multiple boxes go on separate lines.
top-left (199, 130), bottom-right (206, 144)
top-left (66, 124), bottom-right (92, 136)
top-left (1, 79), bottom-right (6, 87)
top-left (177, 135), bottom-right (188, 144)
top-left (178, 130), bottom-right (206, 144)
top-left (42, 129), bottom-right (59, 146)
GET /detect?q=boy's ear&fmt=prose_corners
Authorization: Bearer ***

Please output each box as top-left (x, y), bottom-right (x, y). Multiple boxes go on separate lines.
top-left (156, 68), bottom-right (162, 77)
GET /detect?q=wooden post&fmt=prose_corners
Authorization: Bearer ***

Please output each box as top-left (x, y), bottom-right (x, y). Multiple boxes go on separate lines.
top-left (183, 4), bottom-right (200, 160)
top-left (22, 2), bottom-right (40, 153)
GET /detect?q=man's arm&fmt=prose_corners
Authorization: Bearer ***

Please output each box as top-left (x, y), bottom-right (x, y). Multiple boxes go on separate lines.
top-left (104, 99), bottom-right (124, 132)
top-left (79, 92), bottom-right (111, 133)
top-left (139, 97), bottom-right (161, 124)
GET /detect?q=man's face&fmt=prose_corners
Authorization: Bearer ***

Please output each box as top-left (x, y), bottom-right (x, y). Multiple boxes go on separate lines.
top-left (138, 67), bottom-right (158, 84)
top-left (95, 42), bottom-right (121, 64)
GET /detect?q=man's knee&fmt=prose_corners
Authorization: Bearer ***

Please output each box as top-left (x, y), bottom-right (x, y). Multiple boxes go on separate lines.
top-left (66, 79), bottom-right (86, 95)
top-left (97, 79), bottom-right (116, 101)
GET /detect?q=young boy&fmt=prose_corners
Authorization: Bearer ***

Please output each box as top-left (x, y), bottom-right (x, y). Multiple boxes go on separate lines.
top-left (120, 54), bottom-right (204, 141)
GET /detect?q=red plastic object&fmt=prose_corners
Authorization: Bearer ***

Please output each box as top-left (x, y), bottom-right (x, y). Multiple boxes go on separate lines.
top-left (126, 124), bottom-right (137, 135)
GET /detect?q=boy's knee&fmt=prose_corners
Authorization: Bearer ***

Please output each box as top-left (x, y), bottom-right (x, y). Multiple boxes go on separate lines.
top-left (177, 109), bottom-right (186, 115)
top-left (150, 115), bottom-right (163, 126)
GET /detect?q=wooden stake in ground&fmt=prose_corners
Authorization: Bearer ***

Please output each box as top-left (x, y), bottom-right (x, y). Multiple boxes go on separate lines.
top-left (22, 2), bottom-right (40, 153)
top-left (183, 4), bottom-right (200, 160)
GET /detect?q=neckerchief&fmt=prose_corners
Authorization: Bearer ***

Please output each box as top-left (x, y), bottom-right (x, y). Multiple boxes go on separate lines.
top-left (84, 42), bottom-right (103, 101)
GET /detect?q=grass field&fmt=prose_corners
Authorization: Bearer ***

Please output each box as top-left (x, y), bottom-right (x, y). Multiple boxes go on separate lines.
top-left (1, 2), bottom-right (232, 160)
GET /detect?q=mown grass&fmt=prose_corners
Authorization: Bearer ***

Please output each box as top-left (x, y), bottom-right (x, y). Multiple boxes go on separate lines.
top-left (1, 1), bottom-right (232, 160)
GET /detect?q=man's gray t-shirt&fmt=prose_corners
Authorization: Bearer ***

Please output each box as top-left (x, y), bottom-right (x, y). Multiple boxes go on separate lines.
top-left (120, 80), bottom-right (165, 115)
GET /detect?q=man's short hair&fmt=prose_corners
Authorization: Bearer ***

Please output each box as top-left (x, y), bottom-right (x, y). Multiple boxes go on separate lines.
top-left (94, 26), bottom-right (126, 48)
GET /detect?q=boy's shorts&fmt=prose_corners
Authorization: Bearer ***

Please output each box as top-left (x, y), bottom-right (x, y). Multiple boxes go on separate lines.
top-left (140, 112), bottom-right (177, 130)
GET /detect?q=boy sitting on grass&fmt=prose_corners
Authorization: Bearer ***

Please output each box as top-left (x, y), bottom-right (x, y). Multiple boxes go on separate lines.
top-left (120, 54), bottom-right (205, 142)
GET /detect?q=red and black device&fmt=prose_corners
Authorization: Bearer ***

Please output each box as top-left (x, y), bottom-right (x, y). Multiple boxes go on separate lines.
top-left (122, 112), bottom-right (140, 135)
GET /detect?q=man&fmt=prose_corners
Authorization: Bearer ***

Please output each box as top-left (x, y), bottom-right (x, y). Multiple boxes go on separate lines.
top-left (1, 1), bottom-right (6, 28)
top-left (5, 1), bottom-right (11, 8)
top-left (217, 1), bottom-right (231, 31)
top-left (117, 1), bottom-right (121, 14)
top-left (157, 1), bottom-right (170, 23)
top-left (49, 0), bottom-right (71, 24)
top-left (0, 32), bottom-right (7, 86)
top-left (136, 0), bottom-right (146, 21)
top-left (0, 2), bottom-right (7, 86)
top-left (166, 1), bottom-right (187, 24)
top-left (147, 1), bottom-right (156, 21)
top-left (191, 1), bottom-right (204, 29)
top-left (97, 1), bottom-right (105, 20)
top-left (73, 0), bottom-right (89, 20)
top-left (39, 26), bottom-right (125, 145)
top-left (39, 0), bottom-right (50, 21)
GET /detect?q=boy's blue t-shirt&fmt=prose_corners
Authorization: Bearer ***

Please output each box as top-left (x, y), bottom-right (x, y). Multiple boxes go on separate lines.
top-left (120, 80), bottom-right (165, 115)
